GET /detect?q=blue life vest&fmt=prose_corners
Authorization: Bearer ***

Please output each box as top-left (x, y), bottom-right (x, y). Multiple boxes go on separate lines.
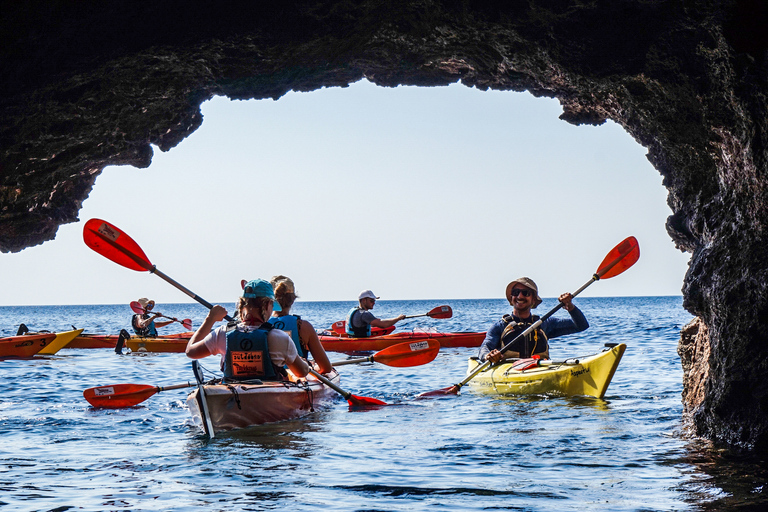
top-left (132, 314), bottom-right (158, 337)
top-left (345, 307), bottom-right (371, 338)
top-left (223, 323), bottom-right (280, 381)
top-left (268, 315), bottom-right (306, 358)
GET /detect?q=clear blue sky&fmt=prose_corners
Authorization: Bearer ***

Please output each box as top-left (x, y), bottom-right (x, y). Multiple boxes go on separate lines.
top-left (0, 79), bottom-right (690, 306)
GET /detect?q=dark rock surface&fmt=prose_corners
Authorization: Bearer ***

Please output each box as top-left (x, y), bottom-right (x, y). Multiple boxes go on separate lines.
top-left (2, 1), bottom-right (768, 451)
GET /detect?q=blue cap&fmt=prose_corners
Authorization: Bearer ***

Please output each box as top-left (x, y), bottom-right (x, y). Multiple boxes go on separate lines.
top-left (242, 278), bottom-right (282, 312)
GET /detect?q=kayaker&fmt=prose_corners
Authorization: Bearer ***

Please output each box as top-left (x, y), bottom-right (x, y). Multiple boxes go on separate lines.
top-left (268, 275), bottom-right (334, 373)
top-left (346, 289), bottom-right (406, 338)
top-left (185, 279), bottom-right (310, 381)
top-left (131, 298), bottom-right (173, 337)
top-left (479, 277), bottom-right (589, 363)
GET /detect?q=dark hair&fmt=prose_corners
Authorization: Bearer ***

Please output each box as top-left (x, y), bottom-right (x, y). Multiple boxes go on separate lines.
top-left (236, 296), bottom-right (272, 321)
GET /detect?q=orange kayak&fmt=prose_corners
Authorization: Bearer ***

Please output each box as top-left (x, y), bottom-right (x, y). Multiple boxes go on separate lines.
top-left (0, 333), bottom-right (57, 359)
top-left (70, 331), bottom-right (193, 350)
top-left (319, 331), bottom-right (486, 352)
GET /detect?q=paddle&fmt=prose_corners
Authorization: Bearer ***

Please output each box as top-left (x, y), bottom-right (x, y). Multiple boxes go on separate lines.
top-left (83, 381), bottom-right (196, 408)
top-left (83, 218), bottom-right (387, 408)
top-left (332, 339), bottom-right (440, 367)
top-left (329, 306), bottom-right (451, 335)
top-left (418, 236), bottom-right (640, 397)
top-left (129, 301), bottom-right (193, 331)
top-left (403, 305), bottom-right (452, 320)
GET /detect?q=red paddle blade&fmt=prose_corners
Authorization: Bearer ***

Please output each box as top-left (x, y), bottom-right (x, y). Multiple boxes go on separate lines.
top-left (596, 236), bottom-right (640, 279)
top-left (83, 219), bottom-right (153, 272)
top-left (83, 383), bottom-right (159, 408)
top-left (331, 320), bottom-right (346, 334)
top-left (427, 305), bottom-right (452, 319)
top-left (347, 394), bottom-right (388, 407)
top-left (241, 279), bottom-right (247, 290)
top-left (129, 301), bottom-right (144, 314)
top-left (416, 385), bottom-right (460, 398)
top-left (181, 319), bottom-right (193, 330)
top-left (374, 339), bottom-right (440, 367)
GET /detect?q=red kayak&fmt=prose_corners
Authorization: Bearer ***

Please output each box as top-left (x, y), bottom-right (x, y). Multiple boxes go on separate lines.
top-left (319, 331), bottom-right (486, 352)
top-left (0, 333), bottom-right (57, 359)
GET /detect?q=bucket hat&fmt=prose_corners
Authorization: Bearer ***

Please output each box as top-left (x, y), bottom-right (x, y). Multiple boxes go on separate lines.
top-left (505, 277), bottom-right (542, 308)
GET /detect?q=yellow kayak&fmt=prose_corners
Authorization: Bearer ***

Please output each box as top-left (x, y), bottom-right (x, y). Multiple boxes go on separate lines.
top-left (466, 343), bottom-right (626, 399)
top-left (37, 328), bottom-right (85, 355)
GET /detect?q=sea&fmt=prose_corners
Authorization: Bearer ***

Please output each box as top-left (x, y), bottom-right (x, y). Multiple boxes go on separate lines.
top-left (2, 297), bottom-right (767, 511)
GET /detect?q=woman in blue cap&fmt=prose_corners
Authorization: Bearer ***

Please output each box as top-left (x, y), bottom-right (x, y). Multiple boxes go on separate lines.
top-left (185, 278), bottom-right (310, 381)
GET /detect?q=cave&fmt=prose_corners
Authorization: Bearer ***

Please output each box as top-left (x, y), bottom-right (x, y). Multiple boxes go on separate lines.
top-left (2, 1), bottom-right (768, 452)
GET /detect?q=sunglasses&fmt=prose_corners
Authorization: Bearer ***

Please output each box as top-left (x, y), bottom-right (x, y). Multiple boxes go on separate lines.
top-left (510, 289), bottom-right (532, 298)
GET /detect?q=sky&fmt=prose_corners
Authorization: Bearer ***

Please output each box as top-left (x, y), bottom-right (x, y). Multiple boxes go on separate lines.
top-left (0, 79), bottom-right (691, 306)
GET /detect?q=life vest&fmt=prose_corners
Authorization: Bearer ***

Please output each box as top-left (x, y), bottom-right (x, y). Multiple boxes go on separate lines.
top-left (499, 314), bottom-right (548, 358)
top-left (268, 314), bottom-right (307, 358)
top-left (345, 307), bottom-right (371, 338)
top-left (131, 314), bottom-right (157, 337)
top-left (223, 323), bottom-right (283, 382)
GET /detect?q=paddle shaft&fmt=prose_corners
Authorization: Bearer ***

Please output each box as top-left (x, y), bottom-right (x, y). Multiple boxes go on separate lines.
top-left (192, 360), bottom-right (215, 438)
top-left (455, 273), bottom-right (600, 391)
top-left (333, 356), bottom-right (376, 366)
top-left (309, 369), bottom-right (351, 399)
top-left (150, 267), bottom-right (236, 323)
top-left (402, 312), bottom-right (429, 319)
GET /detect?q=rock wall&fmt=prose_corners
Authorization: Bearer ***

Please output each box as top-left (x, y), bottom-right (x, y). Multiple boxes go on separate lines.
top-left (2, 1), bottom-right (768, 451)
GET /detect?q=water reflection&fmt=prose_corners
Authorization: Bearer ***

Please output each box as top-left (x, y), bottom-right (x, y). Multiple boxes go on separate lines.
top-left (673, 439), bottom-right (768, 510)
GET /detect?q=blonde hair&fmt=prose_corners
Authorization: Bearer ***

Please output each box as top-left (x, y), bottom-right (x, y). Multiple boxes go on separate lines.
top-left (270, 275), bottom-right (297, 310)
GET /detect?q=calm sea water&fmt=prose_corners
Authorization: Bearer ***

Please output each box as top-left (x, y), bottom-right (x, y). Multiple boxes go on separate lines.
top-left (2, 297), bottom-right (767, 511)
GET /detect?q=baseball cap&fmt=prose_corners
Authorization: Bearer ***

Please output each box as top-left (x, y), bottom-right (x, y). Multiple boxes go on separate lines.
top-left (358, 290), bottom-right (380, 300)
top-left (242, 279), bottom-right (282, 311)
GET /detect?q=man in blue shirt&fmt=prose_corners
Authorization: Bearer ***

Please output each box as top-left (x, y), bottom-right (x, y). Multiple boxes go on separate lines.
top-left (479, 277), bottom-right (589, 362)
top-left (345, 290), bottom-right (406, 337)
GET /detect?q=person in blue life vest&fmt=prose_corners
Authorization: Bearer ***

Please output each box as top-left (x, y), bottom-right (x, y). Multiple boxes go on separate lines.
top-left (345, 289), bottom-right (406, 338)
top-left (267, 275), bottom-right (333, 374)
top-left (185, 279), bottom-right (310, 381)
top-left (131, 298), bottom-right (174, 337)
top-left (478, 277), bottom-right (589, 363)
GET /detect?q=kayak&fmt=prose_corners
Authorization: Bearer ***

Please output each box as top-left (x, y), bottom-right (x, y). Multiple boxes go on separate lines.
top-left (466, 343), bottom-right (626, 399)
top-left (186, 369), bottom-right (341, 435)
top-left (125, 337), bottom-right (188, 353)
top-left (0, 333), bottom-right (57, 359)
top-left (69, 331), bottom-right (193, 349)
top-left (319, 331), bottom-right (486, 352)
top-left (36, 328), bottom-right (85, 355)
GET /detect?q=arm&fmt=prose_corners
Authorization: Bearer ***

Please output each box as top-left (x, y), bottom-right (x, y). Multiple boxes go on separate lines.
top-left (153, 319), bottom-right (174, 328)
top-left (135, 313), bottom-right (161, 329)
top-left (185, 305), bottom-right (228, 359)
top-left (370, 314), bottom-right (406, 329)
top-left (299, 319), bottom-right (334, 374)
top-left (478, 321), bottom-right (503, 362)
top-left (541, 293), bottom-right (589, 340)
top-left (277, 332), bottom-right (310, 377)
